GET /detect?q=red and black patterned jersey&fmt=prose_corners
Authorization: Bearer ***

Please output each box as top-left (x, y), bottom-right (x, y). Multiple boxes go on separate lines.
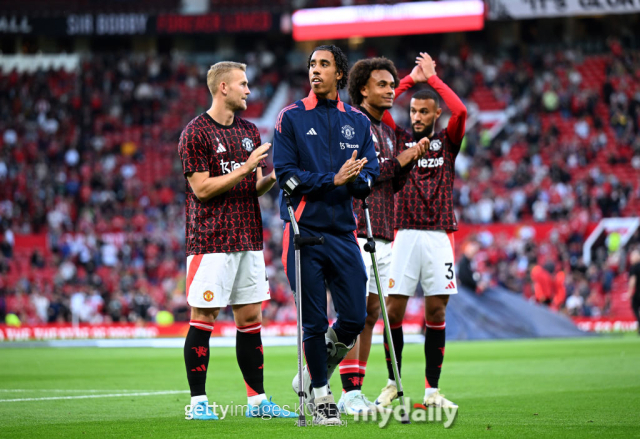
top-left (353, 108), bottom-right (410, 241)
top-left (384, 74), bottom-right (467, 232)
top-left (394, 127), bottom-right (460, 231)
top-left (178, 113), bottom-right (265, 256)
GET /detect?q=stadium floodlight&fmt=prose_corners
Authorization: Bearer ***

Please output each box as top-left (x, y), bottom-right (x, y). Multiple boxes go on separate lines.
top-left (283, 175), bottom-right (325, 427)
top-left (291, 0), bottom-right (484, 41)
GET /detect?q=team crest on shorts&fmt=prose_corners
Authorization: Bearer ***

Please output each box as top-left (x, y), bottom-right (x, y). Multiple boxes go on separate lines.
top-left (341, 125), bottom-right (355, 140)
top-left (389, 278), bottom-right (395, 288)
top-left (430, 139), bottom-right (442, 151)
top-left (242, 137), bottom-right (254, 152)
top-left (203, 290), bottom-right (214, 302)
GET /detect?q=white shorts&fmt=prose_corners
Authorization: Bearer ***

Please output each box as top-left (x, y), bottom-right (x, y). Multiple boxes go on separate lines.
top-left (358, 238), bottom-right (392, 296)
top-left (185, 251), bottom-right (270, 308)
top-left (387, 229), bottom-right (458, 297)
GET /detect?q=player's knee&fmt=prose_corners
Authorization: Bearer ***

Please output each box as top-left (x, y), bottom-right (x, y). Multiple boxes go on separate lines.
top-left (303, 320), bottom-right (329, 336)
top-left (386, 306), bottom-right (404, 325)
top-left (191, 307), bottom-right (219, 322)
top-left (337, 314), bottom-right (366, 338)
top-left (365, 303), bottom-right (380, 327)
top-left (426, 306), bottom-right (446, 323)
top-left (233, 304), bottom-right (262, 327)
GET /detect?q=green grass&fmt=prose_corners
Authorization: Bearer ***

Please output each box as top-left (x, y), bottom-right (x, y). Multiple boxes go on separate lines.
top-left (1, 337), bottom-right (639, 438)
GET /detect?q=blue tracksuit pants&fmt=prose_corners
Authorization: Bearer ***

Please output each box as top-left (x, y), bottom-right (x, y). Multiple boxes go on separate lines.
top-left (282, 222), bottom-right (367, 387)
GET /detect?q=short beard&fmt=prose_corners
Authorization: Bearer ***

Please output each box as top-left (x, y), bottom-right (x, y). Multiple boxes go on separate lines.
top-left (412, 122), bottom-right (434, 141)
top-left (227, 99), bottom-right (246, 113)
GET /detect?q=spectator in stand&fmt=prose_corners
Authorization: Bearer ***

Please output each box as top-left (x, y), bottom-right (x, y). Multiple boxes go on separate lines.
top-left (457, 240), bottom-right (486, 294)
top-left (1, 42), bottom-right (639, 324)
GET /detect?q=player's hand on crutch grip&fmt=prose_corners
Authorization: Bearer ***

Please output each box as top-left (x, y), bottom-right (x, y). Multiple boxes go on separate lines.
top-left (334, 150), bottom-right (368, 186)
top-left (243, 142), bottom-right (271, 172)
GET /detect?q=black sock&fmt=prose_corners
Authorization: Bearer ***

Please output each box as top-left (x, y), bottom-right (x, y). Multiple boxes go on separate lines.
top-left (236, 323), bottom-right (265, 397)
top-left (340, 360), bottom-right (361, 393)
top-left (184, 322), bottom-right (213, 397)
top-left (424, 321), bottom-right (446, 389)
top-left (384, 323), bottom-right (404, 381)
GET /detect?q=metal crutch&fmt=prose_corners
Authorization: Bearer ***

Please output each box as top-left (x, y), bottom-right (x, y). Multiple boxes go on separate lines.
top-left (362, 198), bottom-right (410, 424)
top-left (282, 176), bottom-right (324, 427)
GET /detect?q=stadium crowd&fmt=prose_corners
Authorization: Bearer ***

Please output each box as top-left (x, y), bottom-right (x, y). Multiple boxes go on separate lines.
top-left (1, 41), bottom-right (638, 325)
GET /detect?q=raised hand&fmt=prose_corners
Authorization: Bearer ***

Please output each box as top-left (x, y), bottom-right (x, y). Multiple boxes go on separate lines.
top-left (409, 63), bottom-right (428, 84)
top-left (334, 150), bottom-right (368, 186)
top-left (416, 52), bottom-right (437, 80)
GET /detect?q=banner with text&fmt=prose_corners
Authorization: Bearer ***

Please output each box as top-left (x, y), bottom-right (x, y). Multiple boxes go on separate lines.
top-left (0, 12), bottom-right (279, 36)
top-left (0, 320), bottom-right (425, 342)
top-left (488, 0), bottom-right (640, 20)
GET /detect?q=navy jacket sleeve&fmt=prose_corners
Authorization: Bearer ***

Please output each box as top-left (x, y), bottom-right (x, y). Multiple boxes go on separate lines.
top-left (347, 119), bottom-right (379, 200)
top-left (273, 109), bottom-right (337, 195)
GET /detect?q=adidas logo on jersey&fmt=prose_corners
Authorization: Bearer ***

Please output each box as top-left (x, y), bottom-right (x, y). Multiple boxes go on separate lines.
top-left (445, 281), bottom-right (456, 290)
top-left (306, 128), bottom-right (318, 135)
top-left (216, 144), bottom-right (226, 153)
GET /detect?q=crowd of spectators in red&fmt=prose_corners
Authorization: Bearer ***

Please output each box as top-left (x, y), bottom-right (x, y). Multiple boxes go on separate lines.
top-left (0, 42), bottom-right (638, 324)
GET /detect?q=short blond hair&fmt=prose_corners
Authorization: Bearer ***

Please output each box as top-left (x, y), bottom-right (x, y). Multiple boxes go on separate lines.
top-left (206, 61), bottom-right (247, 97)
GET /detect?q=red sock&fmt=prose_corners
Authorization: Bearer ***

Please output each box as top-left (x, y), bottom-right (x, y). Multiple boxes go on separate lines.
top-left (340, 360), bottom-right (361, 393)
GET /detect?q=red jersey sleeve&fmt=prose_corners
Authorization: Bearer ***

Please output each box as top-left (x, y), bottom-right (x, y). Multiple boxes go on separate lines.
top-left (427, 75), bottom-right (467, 147)
top-left (179, 124), bottom-right (210, 175)
top-left (395, 75), bottom-right (415, 100)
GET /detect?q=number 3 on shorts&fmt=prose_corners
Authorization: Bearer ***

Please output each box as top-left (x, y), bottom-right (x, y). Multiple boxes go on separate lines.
top-left (445, 262), bottom-right (454, 280)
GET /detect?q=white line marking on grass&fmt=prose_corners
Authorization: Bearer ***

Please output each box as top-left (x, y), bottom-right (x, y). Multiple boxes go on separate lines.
top-left (0, 390), bottom-right (189, 403)
top-left (0, 389), bottom-right (159, 393)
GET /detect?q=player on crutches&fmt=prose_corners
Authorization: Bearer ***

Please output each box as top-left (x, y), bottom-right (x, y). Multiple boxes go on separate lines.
top-left (282, 175), bottom-right (324, 427)
top-left (273, 45), bottom-right (379, 426)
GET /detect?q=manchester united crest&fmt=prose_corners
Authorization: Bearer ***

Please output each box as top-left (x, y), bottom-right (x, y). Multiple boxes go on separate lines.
top-left (388, 278), bottom-right (395, 289)
top-left (242, 137), bottom-right (254, 152)
top-left (430, 139), bottom-right (442, 151)
top-left (341, 125), bottom-right (355, 140)
top-left (203, 290), bottom-right (214, 302)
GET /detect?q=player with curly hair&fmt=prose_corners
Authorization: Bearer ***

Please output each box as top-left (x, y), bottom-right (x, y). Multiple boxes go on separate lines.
top-left (336, 56), bottom-right (428, 415)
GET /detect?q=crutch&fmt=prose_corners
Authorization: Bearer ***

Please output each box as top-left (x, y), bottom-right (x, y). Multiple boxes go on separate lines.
top-left (282, 175), bottom-right (324, 427)
top-left (362, 198), bottom-right (410, 424)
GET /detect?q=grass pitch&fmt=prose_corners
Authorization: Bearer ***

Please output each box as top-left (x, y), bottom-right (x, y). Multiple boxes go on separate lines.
top-left (1, 336), bottom-right (639, 438)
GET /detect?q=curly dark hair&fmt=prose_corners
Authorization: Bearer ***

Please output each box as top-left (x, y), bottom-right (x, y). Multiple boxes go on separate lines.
top-left (347, 57), bottom-right (399, 107)
top-left (307, 45), bottom-right (349, 90)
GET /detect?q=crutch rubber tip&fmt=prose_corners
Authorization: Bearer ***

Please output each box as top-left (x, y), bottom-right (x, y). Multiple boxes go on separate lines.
top-left (401, 419), bottom-right (411, 424)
